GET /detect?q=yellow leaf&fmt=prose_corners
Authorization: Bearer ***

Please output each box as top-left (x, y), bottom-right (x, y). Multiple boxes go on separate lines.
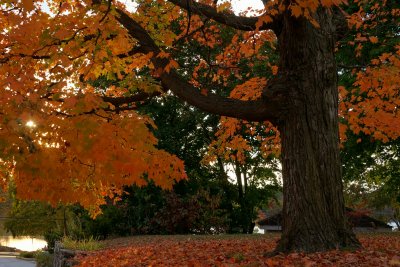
top-left (216, 2), bottom-right (230, 13)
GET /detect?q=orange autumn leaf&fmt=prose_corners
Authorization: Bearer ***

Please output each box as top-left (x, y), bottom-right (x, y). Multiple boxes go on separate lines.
top-left (164, 59), bottom-right (179, 73)
top-left (22, 0), bottom-right (35, 11)
top-left (369, 36), bottom-right (378, 43)
top-left (291, 5), bottom-right (302, 17)
top-left (271, 65), bottom-right (279, 75)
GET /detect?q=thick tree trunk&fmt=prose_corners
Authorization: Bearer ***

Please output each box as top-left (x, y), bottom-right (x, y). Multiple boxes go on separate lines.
top-left (274, 9), bottom-right (361, 253)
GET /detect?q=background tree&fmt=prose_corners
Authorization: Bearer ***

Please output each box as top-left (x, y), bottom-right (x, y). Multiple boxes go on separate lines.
top-left (337, 0), bottom-right (400, 229)
top-left (341, 136), bottom-right (400, 229)
top-left (4, 201), bottom-right (62, 237)
top-left (205, 116), bottom-right (281, 234)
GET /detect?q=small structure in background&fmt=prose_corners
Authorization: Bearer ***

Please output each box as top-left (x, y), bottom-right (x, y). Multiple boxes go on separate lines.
top-left (257, 208), bottom-right (393, 233)
top-left (256, 209), bottom-right (282, 232)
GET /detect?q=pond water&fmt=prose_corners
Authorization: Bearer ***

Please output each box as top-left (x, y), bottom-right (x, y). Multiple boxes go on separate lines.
top-left (0, 236), bottom-right (47, 251)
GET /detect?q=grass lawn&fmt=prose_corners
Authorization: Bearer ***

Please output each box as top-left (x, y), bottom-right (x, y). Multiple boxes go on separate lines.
top-left (74, 233), bottom-right (400, 266)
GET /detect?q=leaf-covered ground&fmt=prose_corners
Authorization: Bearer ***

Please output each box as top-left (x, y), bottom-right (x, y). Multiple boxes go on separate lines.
top-left (75, 233), bottom-right (400, 266)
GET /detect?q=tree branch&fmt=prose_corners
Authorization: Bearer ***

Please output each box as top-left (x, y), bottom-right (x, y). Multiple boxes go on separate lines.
top-left (115, 8), bottom-right (285, 123)
top-left (167, 0), bottom-right (282, 33)
top-left (42, 88), bottom-right (159, 109)
top-left (102, 91), bottom-right (161, 106)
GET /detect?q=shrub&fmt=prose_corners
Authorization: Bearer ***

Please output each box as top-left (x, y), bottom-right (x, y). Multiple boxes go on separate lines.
top-left (44, 230), bottom-right (62, 253)
top-left (35, 251), bottom-right (53, 267)
top-left (62, 236), bottom-right (104, 251)
top-left (19, 251), bottom-right (35, 258)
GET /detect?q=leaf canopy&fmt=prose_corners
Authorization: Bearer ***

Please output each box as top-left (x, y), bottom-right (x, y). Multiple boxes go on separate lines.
top-left (0, 0), bottom-right (399, 214)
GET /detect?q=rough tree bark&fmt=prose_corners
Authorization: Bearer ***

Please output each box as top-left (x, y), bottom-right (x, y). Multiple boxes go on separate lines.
top-left (112, 1), bottom-right (362, 253)
top-left (274, 9), bottom-right (360, 252)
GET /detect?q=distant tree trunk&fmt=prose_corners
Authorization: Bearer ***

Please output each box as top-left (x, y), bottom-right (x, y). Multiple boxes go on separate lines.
top-left (243, 171), bottom-right (248, 193)
top-left (234, 163), bottom-right (255, 234)
top-left (234, 161), bottom-right (244, 201)
top-left (274, 9), bottom-right (360, 252)
top-left (242, 171), bottom-right (255, 234)
top-left (248, 222), bottom-right (255, 234)
top-left (217, 157), bottom-right (229, 184)
top-left (234, 161), bottom-right (247, 233)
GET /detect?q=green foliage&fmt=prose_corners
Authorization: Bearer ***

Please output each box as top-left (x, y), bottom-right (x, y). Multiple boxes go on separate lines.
top-left (43, 230), bottom-right (62, 253)
top-left (68, 181), bottom-right (229, 237)
top-left (35, 251), bottom-right (54, 267)
top-left (19, 251), bottom-right (35, 258)
top-left (150, 189), bottom-right (228, 234)
top-left (18, 250), bottom-right (53, 267)
top-left (4, 200), bottom-right (59, 237)
top-left (69, 203), bottom-right (130, 239)
top-left (341, 134), bottom-right (400, 226)
top-left (66, 182), bottom-right (166, 238)
top-left (62, 236), bottom-right (104, 251)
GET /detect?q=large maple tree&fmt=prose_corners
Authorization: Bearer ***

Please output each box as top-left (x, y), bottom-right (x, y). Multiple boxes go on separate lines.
top-left (0, 0), bottom-right (399, 253)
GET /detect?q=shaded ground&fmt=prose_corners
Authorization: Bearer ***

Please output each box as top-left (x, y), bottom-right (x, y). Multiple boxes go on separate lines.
top-left (75, 233), bottom-right (400, 266)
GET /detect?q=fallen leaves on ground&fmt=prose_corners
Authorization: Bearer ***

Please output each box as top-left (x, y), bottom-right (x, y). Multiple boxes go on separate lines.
top-left (75, 234), bottom-right (400, 266)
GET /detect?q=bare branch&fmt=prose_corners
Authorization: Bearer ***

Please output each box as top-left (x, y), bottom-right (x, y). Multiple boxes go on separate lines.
top-left (99, 0), bottom-right (113, 23)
